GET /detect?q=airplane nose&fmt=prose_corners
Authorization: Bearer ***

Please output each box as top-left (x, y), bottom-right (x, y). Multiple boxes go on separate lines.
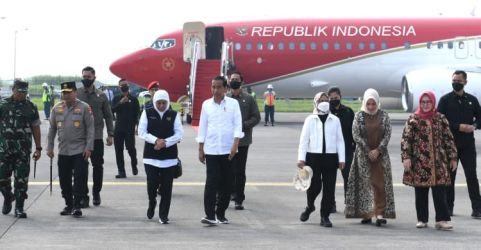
top-left (109, 49), bottom-right (152, 84)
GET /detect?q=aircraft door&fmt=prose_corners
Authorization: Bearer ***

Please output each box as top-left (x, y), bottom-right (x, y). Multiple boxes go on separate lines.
top-left (454, 39), bottom-right (468, 59)
top-left (476, 39), bottom-right (481, 59)
top-left (183, 22), bottom-right (206, 62)
top-left (205, 27), bottom-right (224, 60)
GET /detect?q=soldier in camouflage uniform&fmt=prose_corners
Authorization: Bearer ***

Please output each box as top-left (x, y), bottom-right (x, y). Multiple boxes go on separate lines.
top-left (0, 80), bottom-right (42, 218)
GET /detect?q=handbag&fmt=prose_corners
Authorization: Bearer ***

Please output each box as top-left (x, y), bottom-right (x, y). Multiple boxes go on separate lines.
top-left (173, 158), bottom-right (182, 179)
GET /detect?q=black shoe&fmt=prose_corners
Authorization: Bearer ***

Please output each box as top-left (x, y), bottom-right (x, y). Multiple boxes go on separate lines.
top-left (115, 173), bottom-right (127, 179)
top-left (471, 210), bottom-right (481, 219)
top-left (376, 218), bottom-right (387, 227)
top-left (235, 202), bottom-right (244, 210)
top-left (60, 206), bottom-right (73, 216)
top-left (2, 192), bottom-right (14, 215)
top-left (80, 196), bottom-right (89, 208)
top-left (159, 218), bottom-right (169, 224)
top-left (147, 200), bottom-right (156, 219)
top-left (92, 193), bottom-right (101, 206)
top-left (14, 208), bottom-right (27, 218)
top-left (200, 217), bottom-right (217, 225)
top-left (132, 166), bottom-right (138, 176)
top-left (271, 123), bottom-right (275, 126)
top-left (264, 123), bottom-right (268, 126)
top-left (331, 203), bottom-right (337, 213)
top-left (72, 208), bottom-right (82, 218)
top-left (361, 218), bottom-right (372, 224)
top-left (217, 216), bottom-right (229, 224)
top-left (320, 217), bottom-right (332, 227)
top-left (300, 206), bottom-right (315, 222)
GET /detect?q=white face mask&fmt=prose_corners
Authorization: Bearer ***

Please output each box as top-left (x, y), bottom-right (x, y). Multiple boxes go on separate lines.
top-left (317, 102), bottom-right (330, 114)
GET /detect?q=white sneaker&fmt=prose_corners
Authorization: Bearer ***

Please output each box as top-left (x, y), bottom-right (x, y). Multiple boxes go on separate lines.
top-left (416, 222), bottom-right (427, 228)
top-left (200, 217), bottom-right (218, 225)
top-left (435, 221), bottom-right (453, 230)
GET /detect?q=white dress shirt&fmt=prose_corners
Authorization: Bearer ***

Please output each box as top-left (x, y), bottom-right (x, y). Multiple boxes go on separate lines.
top-left (196, 96), bottom-right (244, 155)
top-left (298, 114), bottom-right (345, 162)
top-left (138, 109), bottom-right (183, 168)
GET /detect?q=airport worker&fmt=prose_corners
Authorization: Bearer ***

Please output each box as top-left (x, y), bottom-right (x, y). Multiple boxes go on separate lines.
top-left (144, 81), bottom-right (161, 110)
top-left (297, 92), bottom-right (345, 227)
top-left (0, 80), bottom-right (42, 218)
top-left (197, 76), bottom-right (244, 225)
top-left (345, 88), bottom-right (396, 226)
top-left (112, 79), bottom-right (140, 178)
top-left (138, 89), bottom-right (183, 224)
top-left (328, 86), bottom-right (355, 213)
top-left (401, 91), bottom-right (457, 230)
top-left (42, 82), bottom-right (51, 119)
top-left (437, 70), bottom-right (481, 218)
top-left (77, 66), bottom-right (114, 207)
top-left (246, 86), bottom-right (256, 99)
top-left (47, 81), bottom-right (94, 218)
top-left (49, 84), bottom-right (56, 107)
top-left (263, 84), bottom-right (276, 126)
top-left (228, 71), bottom-right (261, 210)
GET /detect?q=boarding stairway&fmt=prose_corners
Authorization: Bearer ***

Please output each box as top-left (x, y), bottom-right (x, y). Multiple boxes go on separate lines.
top-left (190, 60), bottom-right (220, 126)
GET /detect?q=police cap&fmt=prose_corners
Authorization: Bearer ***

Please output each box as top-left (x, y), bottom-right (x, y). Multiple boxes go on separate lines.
top-left (61, 81), bottom-right (77, 92)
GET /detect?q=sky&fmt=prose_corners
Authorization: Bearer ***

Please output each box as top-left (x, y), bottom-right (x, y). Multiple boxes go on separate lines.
top-left (0, 0), bottom-right (479, 84)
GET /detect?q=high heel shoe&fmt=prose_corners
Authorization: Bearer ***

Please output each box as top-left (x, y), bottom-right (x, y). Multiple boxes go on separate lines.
top-left (361, 218), bottom-right (372, 224)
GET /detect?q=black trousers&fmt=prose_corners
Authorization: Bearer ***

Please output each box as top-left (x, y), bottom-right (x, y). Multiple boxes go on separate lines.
top-left (145, 164), bottom-right (174, 220)
top-left (264, 105), bottom-right (275, 124)
top-left (415, 186), bottom-right (450, 222)
top-left (204, 154), bottom-right (232, 220)
top-left (58, 154), bottom-right (88, 209)
top-left (334, 149), bottom-right (354, 203)
top-left (85, 139), bottom-right (104, 196)
top-left (447, 142), bottom-right (481, 212)
top-left (305, 153), bottom-right (338, 218)
top-left (114, 130), bottom-right (137, 174)
top-left (232, 146), bottom-right (249, 203)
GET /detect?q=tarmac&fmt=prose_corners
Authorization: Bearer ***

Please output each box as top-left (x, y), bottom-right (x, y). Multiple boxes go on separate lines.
top-left (1, 112), bottom-right (481, 249)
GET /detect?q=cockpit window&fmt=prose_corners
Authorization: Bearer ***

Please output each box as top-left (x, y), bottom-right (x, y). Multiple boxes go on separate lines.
top-left (151, 39), bottom-right (176, 51)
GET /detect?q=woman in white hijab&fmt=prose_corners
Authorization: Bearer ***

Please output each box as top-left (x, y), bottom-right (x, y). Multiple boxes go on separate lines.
top-left (138, 90), bottom-right (183, 224)
top-left (345, 88), bottom-right (396, 226)
top-left (297, 92), bottom-right (345, 227)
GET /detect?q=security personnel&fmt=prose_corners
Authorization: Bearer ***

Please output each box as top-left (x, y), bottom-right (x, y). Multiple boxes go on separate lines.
top-left (77, 66), bottom-right (114, 207)
top-left (112, 79), bottom-right (140, 178)
top-left (438, 70), bottom-right (481, 218)
top-left (0, 80), bottom-right (42, 218)
top-left (47, 81), bottom-right (94, 218)
top-left (144, 81), bottom-right (161, 110)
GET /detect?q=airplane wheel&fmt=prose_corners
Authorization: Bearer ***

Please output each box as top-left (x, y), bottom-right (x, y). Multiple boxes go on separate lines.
top-left (186, 114), bottom-right (192, 124)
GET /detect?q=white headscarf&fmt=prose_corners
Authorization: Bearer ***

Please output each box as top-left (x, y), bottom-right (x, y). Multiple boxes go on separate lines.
top-left (312, 92), bottom-right (329, 114)
top-left (153, 89), bottom-right (170, 115)
top-left (360, 88), bottom-right (380, 115)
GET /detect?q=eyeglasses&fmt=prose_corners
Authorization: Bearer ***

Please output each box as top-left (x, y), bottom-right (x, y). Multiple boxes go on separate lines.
top-left (421, 100), bottom-right (432, 105)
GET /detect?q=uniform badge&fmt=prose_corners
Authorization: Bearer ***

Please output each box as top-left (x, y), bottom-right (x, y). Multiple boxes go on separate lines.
top-left (57, 121), bottom-right (63, 128)
top-left (74, 120), bottom-right (81, 128)
top-left (57, 107), bottom-right (64, 113)
top-left (167, 117), bottom-right (172, 122)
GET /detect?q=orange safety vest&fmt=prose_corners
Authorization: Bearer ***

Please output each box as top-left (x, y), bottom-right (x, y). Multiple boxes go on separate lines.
top-left (264, 92), bottom-right (275, 106)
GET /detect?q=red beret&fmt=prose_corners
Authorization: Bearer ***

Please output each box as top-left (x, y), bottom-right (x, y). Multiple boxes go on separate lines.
top-left (147, 81), bottom-right (160, 90)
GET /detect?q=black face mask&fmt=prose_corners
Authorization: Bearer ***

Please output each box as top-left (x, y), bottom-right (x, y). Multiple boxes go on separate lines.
top-left (120, 86), bottom-right (129, 92)
top-left (329, 99), bottom-right (341, 108)
top-left (230, 81), bottom-right (241, 90)
top-left (82, 79), bottom-right (95, 88)
top-left (452, 82), bottom-right (464, 92)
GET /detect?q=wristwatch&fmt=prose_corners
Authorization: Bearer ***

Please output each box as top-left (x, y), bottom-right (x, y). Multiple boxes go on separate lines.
top-left (36, 146), bottom-right (42, 151)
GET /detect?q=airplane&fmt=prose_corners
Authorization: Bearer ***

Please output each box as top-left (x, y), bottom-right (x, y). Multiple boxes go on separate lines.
top-left (109, 18), bottom-right (481, 125)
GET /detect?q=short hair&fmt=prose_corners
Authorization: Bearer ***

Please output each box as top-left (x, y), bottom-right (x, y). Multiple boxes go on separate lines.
top-left (230, 71), bottom-right (243, 82)
top-left (82, 66), bottom-right (96, 75)
top-left (118, 78), bottom-right (127, 84)
top-left (453, 70), bottom-right (467, 80)
top-left (212, 75), bottom-right (228, 87)
top-left (327, 86), bottom-right (341, 96)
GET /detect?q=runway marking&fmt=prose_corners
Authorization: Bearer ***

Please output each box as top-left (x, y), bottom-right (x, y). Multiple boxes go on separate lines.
top-left (27, 181), bottom-right (469, 187)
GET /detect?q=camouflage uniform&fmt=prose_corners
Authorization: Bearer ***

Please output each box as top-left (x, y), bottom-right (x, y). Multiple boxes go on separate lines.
top-left (0, 96), bottom-right (41, 211)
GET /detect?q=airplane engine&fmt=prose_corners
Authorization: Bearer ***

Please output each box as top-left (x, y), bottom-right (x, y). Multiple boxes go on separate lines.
top-left (401, 69), bottom-right (481, 112)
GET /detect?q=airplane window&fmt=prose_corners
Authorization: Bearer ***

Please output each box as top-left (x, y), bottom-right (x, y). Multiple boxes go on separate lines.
top-left (289, 42), bottom-right (296, 50)
top-left (310, 42), bottom-right (317, 50)
top-left (381, 42), bottom-right (388, 49)
top-left (346, 42), bottom-right (352, 50)
top-left (257, 42), bottom-right (263, 50)
top-left (278, 42), bottom-right (285, 50)
top-left (322, 42), bottom-right (329, 50)
top-left (267, 42), bottom-right (274, 50)
top-left (427, 42), bottom-right (432, 49)
top-left (458, 41), bottom-right (465, 49)
top-left (300, 42), bottom-right (306, 50)
top-left (235, 42), bottom-right (241, 51)
top-left (404, 42), bottom-right (411, 49)
top-left (437, 42), bottom-right (443, 49)
top-left (369, 42), bottom-right (376, 50)
top-left (246, 42), bottom-right (253, 50)
top-left (447, 41), bottom-right (453, 49)
top-left (358, 42), bottom-right (365, 50)
top-left (334, 42), bottom-right (340, 50)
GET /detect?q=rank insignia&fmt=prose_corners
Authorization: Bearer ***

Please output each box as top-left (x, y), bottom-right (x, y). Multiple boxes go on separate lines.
top-left (74, 120), bottom-right (81, 128)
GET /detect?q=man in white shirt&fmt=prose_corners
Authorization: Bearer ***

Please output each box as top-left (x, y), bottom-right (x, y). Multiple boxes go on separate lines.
top-left (196, 76), bottom-right (244, 225)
